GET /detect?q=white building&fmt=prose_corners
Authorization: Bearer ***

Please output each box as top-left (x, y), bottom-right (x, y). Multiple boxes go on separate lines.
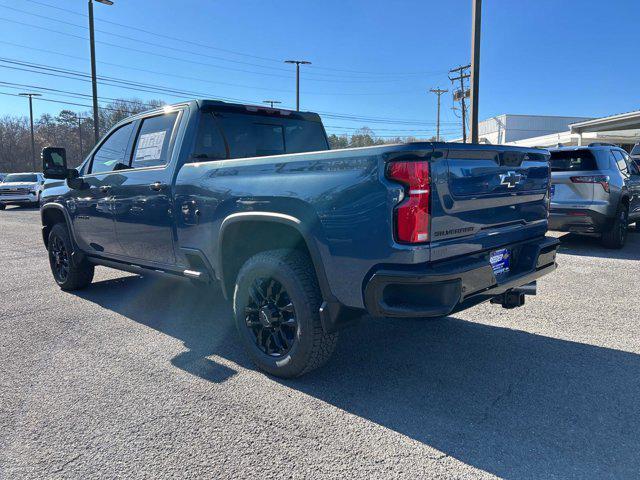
top-left (475, 114), bottom-right (592, 144)
top-left (506, 110), bottom-right (640, 150)
top-left (462, 111), bottom-right (640, 150)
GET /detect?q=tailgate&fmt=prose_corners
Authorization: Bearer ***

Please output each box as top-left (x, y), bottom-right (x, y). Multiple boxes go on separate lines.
top-left (430, 146), bottom-right (550, 261)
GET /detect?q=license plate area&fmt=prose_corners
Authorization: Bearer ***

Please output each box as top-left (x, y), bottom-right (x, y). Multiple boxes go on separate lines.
top-left (490, 248), bottom-right (511, 276)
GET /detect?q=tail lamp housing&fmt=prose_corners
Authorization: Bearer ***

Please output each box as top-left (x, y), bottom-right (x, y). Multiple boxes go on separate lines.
top-left (570, 175), bottom-right (610, 193)
top-left (386, 160), bottom-right (430, 243)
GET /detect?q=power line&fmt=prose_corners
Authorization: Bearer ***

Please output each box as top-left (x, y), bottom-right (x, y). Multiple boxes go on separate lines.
top-left (21, 0), bottom-right (448, 78)
top-left (0, 90), bottom-right (139, 114)
top-left (0, 17), bottom-right (425, 96)
top-left (1, 4), bottom-right (443, 83)
top-left (0, 57), bottom-right (455, 126)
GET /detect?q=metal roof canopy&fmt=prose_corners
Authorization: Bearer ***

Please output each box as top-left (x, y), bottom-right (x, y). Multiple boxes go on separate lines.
top-left (570, 110), bottom-right (640, 133)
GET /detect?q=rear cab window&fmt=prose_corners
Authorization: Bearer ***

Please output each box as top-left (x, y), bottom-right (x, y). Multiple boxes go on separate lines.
top-left (549, 150), bottom-right (598, 172)
top-left (194, 110), bottom-right (329, 160)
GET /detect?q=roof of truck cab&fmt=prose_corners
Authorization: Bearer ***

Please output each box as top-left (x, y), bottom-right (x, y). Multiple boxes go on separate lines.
top-left (195, 99), bottom-right (323, 122)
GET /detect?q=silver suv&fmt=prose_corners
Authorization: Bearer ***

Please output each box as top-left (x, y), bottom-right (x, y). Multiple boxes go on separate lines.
top-left (548, 144), bottom-right (640, 248)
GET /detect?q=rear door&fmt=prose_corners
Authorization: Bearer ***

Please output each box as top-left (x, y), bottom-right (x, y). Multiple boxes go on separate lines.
top-left (70, 121), bottom-right (135, 256)
top-left (111, 110), bottom-right (182, 265)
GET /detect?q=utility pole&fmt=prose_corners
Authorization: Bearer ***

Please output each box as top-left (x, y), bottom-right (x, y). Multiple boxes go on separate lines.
top-left (263, 100), bottom-right (282, 108)
top-left (449, 64), bottom-right (470, 143)
top-left (284, 60), bottom-right (311, 111)
top-left (429, 87), bottom-right (448, 141)
top-left (88, 0), bottom-right (113, 144)
top-left (18, 93), bottom-right (41, 171)
top-left (470, 0), bottom-right (482, 144)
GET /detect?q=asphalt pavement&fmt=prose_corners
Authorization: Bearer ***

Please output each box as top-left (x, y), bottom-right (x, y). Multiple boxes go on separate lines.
top-left (1, 207), bottom-right (640, 479)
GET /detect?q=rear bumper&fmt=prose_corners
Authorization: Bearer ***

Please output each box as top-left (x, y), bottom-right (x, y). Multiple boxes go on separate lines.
top-left (364, 236), bottom-right (559, 318)
top-left (548, 208), bottom-right (609, 233)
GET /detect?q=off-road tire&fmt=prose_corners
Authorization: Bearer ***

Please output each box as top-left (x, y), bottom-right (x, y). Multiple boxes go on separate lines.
top-left (48, 223), bottom-right (94, 290)
top-left (233, 249), bottom-right (337, 378)
top-left (601, 203), bottom-right (629, 249)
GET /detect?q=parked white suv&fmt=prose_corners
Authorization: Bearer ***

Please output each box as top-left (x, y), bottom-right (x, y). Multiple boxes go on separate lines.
top-left (0, 172), bottom-right (45, 209)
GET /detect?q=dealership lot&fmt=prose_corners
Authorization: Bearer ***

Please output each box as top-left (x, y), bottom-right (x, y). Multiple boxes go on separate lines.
top-left (1, 208), bottom-right (640, 479)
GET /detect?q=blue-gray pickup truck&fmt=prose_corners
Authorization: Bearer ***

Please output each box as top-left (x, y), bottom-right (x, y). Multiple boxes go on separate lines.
top-left (40, 100), bottom-right (559, 377)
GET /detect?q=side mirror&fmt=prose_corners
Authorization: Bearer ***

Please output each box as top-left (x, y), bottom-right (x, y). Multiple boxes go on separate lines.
top-left (42, 147), bottom-right (71, 179)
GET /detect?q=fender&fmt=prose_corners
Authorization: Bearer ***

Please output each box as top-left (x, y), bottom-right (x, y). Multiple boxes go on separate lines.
top-left (217, 211), bottom-right (334, 299)
top-left (217, 211), bottom-right (357, 333)
top-left (40, 202), bottom-right (76, 246)
top-left (40, 202), bottom-right (86, 266)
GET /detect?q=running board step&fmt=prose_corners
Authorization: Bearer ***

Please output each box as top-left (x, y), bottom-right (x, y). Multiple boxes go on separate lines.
top-left (183, 269), bottom-right (210, 282)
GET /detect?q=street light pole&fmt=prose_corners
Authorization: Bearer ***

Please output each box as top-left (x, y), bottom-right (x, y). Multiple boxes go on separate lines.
top-left (470, 0), bottom-right (482, 144)
top-left (88, 0), bottom-right (113, 144)
top-left (284, 60), bottom-right (311, 111)
top-left (18, 93), bottom-right (41, 171)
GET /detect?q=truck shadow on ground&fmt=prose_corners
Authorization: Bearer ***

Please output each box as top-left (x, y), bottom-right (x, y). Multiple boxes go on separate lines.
top-left (557, 230), bottom-right (640, 260)
top-left (78, 274), bottom-right (640, 479)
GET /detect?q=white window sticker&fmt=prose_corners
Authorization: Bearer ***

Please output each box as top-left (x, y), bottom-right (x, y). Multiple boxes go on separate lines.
top-left (135, 131), bottom-right (166, 162)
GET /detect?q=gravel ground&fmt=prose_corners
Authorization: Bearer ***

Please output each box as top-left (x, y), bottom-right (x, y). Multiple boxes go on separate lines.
top-left (1, 207), bottom-right (640, 479)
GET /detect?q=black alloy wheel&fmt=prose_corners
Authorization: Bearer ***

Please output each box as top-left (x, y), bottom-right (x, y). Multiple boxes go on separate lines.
top-left (244, 277), bottom-right (298, 357)
top-left (49, 234), bottom-right (70, 283)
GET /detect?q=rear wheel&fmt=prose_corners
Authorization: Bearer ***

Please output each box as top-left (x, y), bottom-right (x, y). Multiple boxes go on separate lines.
top-left (233, 249), bottom-right (337, 378)
top-left (48, 223), bottom-right (94, 290)
top-left (601, 204), bottom-right (628, 249)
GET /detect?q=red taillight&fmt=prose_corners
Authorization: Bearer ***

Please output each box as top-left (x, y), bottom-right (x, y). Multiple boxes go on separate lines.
top-left (387, 161), bottom-right (430, 243)
top-left (570, 175), bottom-right (610, 192)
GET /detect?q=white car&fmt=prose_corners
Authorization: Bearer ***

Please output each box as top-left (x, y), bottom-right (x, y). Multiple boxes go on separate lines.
top-left (0, 172), bottom-right (45, 210)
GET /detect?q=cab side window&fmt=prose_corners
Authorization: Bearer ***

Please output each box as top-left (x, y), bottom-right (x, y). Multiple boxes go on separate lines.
top-left (192, 113), bottom-right (227, 161)
top-left (90, 122), bottom-right (134, 174)
top-left (131, 112), bottom-right (179, 169)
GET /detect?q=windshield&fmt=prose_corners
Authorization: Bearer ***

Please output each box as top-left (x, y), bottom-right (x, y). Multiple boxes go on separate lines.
top-left (3, 174), bottom-right (38, 183)
top-left (631, 144), bottom-right (640, 156)
top-left (549, 150), bottom-right (597, 172)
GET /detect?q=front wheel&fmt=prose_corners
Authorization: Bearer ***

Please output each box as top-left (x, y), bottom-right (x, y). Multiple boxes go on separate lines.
top-left (601, 204), bottom-right (629, 249)
top-left (233, 249), bottom-right (337, 378)
top-left (0, 204), bottom-right (5, 210)
top-left (48, 223), bottom-right (94, 290)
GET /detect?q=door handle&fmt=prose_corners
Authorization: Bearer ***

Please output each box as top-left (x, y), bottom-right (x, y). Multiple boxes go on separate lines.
top-left (149, 182), bottom-right (166, 191)
top-left (99, 185), bottom-right (111, 193)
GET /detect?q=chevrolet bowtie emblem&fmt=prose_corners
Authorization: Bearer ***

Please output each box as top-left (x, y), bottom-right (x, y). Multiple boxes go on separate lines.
top-left (499, 171), bottom-right (523, 188)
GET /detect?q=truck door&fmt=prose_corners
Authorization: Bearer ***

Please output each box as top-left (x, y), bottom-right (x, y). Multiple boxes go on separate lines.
top-left (70, 121), bottom-right (135, 256)
top-left (111, 111), bottom-right (181, 265)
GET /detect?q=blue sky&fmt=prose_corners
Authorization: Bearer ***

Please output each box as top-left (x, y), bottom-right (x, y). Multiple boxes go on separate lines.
top-left (0, 0), bottom-right (638, 140)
